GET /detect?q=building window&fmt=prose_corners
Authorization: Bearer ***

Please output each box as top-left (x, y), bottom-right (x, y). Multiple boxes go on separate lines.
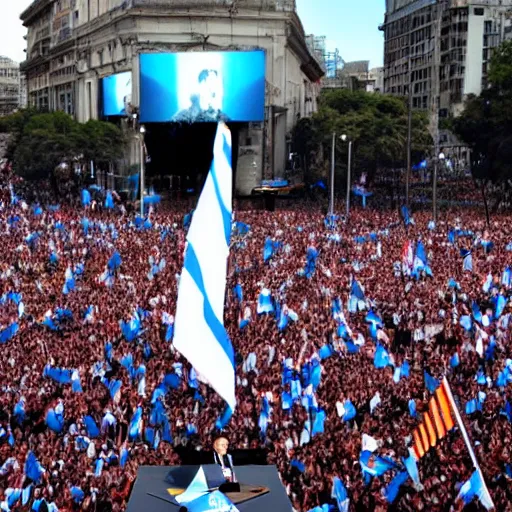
top-left (474, 8), bottom-right (484, 16)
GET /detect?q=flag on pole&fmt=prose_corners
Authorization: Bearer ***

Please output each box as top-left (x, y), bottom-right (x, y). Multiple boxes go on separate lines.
top-left (410, 377), bottom-right (495, 510)
top-left (456, 470), bottom-right (494, 510)
top-left (412, 378), bottom-right (455, 459)
top-left (174, 123), bottom-right (236, 414)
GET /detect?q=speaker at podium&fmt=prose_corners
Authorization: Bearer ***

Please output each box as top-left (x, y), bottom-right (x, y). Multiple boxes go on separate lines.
top-left (126, 464), bottom-right (293, 511)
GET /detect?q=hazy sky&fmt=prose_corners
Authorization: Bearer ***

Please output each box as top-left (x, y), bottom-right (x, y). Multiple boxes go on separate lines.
top-left (296, 0), bottom-right (385, 68)
top-left (1, 0), bottom-right (385, 67)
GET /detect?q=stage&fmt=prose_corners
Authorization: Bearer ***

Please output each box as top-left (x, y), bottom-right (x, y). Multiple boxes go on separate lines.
top-left (126, 465), bottom-right (293, 511)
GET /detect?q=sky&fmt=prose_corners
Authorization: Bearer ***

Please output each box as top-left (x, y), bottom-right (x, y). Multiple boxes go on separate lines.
top-left (1, 0), bottom-right (385, 67)
top-left (296, 0), bottom-right (385, 68)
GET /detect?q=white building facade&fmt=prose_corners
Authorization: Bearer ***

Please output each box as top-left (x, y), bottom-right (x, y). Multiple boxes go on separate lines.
top-left (0, 57), bottom-right (23, 116)
top-left (20, 0), bottom-right (324, 194)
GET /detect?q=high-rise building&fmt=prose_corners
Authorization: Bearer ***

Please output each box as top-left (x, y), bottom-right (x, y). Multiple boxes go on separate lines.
top-left (0, 57), bottom-right (22, 116)
top-left (382, 0), bottom-right (512, 117)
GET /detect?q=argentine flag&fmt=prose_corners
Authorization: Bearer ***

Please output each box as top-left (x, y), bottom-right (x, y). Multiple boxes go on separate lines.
top-left (174, 123), bottom-right (236, 413)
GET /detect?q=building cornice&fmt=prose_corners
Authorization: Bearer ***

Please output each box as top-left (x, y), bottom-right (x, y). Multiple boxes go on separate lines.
top-left (20, 55), bottom-right (49, 72)
top-left (20, 0), bottom-right (54, 26)
top-left (286, 21), bottom-right (324, 82)
top-left (130, 0), bottom-right (296, 12)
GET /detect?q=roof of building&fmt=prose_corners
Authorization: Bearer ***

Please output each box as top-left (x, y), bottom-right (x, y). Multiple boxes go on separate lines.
top-left (342, 60), bottom-right (369, 74)
top-left (0, 56), bottom-right (19, 68)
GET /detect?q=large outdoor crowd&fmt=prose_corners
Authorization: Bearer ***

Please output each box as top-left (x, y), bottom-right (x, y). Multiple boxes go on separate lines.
top-left (0, 159), bottom-right (511, 512)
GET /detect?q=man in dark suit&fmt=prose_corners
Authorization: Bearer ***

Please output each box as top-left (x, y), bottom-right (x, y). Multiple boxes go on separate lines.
top-left (213, 436), bottom-right (237, 483)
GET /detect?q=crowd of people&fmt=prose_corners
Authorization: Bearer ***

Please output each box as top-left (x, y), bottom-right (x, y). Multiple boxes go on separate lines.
top-left (0, 159), bottom-right (511, 512)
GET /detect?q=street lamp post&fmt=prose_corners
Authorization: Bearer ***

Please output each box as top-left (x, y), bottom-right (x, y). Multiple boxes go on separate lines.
top-left (433, 151), bottom-right (444, 222)
top-left (329, 132), bottom-right (336, 216)
top-left (341, 134), bottom-right (352, 217)
top-left (140, 125), bottom-right (146, 218)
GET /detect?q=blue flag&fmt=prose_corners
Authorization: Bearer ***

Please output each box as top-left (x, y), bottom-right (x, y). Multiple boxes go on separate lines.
top-left (81, 189), bottom-right (91, 206)
top-left (424, 371), bottom-right (439, 393)
top-left (383, 471), bottom-right (409, 503)
top-left (403, 449), bottom-right (421, 487)
top-left (24, 452), bottom-right (44, 484)
top-left (456, 470), bottom-right (493, 510)
top-left (331, 477), bottom-right (349, 512)
top-left (374, 345), bottom-right (391, 369)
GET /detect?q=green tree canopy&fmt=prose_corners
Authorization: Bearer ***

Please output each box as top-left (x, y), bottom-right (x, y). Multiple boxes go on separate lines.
top-left (291, 89), bottom-right (431, 181)
top-left (453, 40), bottom-right (512, 185)
top-left (2, 109), bottom-right (125, 180)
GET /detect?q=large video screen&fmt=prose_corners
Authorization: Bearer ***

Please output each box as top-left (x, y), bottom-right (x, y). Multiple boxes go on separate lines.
top-left (139, 51), bottom-right (265, 123)
top-left (102, 71), bottom-right (132, 117)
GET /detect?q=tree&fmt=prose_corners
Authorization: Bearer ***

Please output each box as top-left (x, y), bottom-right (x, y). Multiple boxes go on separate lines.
top-left (488, 40), bottom-right (512, 93)
top-left (291, 89), bottom-right (431, 185)
top-left (452, 41), bottom-right (512, 220)
top-left (4, 110), bottom-right (125, 181)
top-left (78, 119), bottom-right (126, 165)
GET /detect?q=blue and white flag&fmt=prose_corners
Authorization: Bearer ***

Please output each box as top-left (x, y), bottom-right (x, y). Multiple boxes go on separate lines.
top-left (24, 452), bottom-right (44, 484)
top-left (502, 267), bottom-right (512, 288)
top-left (105, 191), bottom-right (114, 209)
top-left (174, 123), bottom-right (236, 413)
top-left (374, 345), bottom-right (391, 369)
top-left (383, 471), bottom-right (409, 503)
top-left (359, 450), bottom-right (397, 483)
top-left (412, 240), bottom-right (431, 278)
top-left (456, 470), bottom-right (493, 510)
top-left (257, 288), bottom-right (274, 315)
top-left (401, 206), bottom-right (413, 226)
top-left (424, 371), bottom-right (439, 393)
top-left (331, 477), bottom-right (349, 512)
top-left (81, 189), bottom-right (91, 207)
top-left (461, 249), bottom-right (473, 273)
top-left (403, 449), bottom-right (421, 487)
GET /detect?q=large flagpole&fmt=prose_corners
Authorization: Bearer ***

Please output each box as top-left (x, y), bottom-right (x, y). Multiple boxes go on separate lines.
top-left (442, 377), bottom-right (495, 510)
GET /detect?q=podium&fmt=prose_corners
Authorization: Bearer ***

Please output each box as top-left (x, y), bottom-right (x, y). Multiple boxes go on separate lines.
top-left (126, 465), bottom-right (293, 511)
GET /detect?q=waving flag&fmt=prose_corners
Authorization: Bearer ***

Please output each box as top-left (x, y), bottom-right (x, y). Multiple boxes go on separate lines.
top-left (81, 189), bottom-right (91, 207)
top-left (24, 452), bottom-right (44, 484)
top-left (108, 251), bottom-right (122, 271)
top-left (401, 205), bottom-right (413, 226)
top-left (304, 247), bottom-right (319, 278)
top-left (331, 477), bottom-right (349, 512)
top-left (0, 322), bottom-right (19, 343)
top-left (105, 191), bottom-right (114, 209)
top-left (174, 123), bottom-right (236, 414)
top-left (461, 248), bottom-right (473, 273)
top-left (502, 267), bottom-right (511, 288)
top-left (456, 470), bottom-right (494, 510)
top-left (383, 471), bottom-right (409, 503)
top-left (366, 310), bottom-right (383, 340)
top-left (359, 450), bottom-right (397, 483)
top-left (412, 378), bottom-right (455, 459)
top-left (374, 345), bottom-right (391, 369)
top-left (403, 449), bottom-right (421, 487)
top-left (412, 240), bottom-right (432, 278)
top-left (257, 288), bottom-right (274, 315)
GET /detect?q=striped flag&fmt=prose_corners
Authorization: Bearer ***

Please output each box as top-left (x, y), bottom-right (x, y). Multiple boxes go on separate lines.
top-left (412, 378), bottom-right (455, 459)
top-left (411, 377), bottom-right (495, 509)
top-left (174, 123), bottom-right (236, 413)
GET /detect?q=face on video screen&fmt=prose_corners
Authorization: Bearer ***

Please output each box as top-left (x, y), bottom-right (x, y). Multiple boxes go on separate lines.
top-left (197, 69), bottom-right (223, 111)
top-left (139, 51), bottom-right (265, 123)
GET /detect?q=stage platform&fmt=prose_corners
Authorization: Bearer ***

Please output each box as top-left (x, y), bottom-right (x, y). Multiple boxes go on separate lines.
top-left (126, 464), bottom-right (292, 511)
